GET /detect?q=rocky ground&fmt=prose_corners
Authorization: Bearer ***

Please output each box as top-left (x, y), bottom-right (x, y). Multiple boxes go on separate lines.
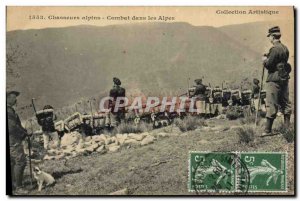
top-left (23, 117), bottom-right (295, 195)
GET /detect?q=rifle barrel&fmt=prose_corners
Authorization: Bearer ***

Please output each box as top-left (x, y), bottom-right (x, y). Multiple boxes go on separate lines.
top-left (28, 120), bottom-right (33, 185)
top-left (31, 98), bottom-right (37, 114)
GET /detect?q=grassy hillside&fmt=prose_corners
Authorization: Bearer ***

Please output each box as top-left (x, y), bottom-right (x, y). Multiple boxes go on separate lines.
top-left (23, 117), bottom-right (294, 195)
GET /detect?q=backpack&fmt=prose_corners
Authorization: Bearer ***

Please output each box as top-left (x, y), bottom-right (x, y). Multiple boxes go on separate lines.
top-left (36, 109), bottom-right (55, 131)
top-left (277, 44), bottom-right (291, 81)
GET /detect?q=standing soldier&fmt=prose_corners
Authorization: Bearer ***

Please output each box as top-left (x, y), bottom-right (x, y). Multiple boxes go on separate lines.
top-left (211, 86), bottom-right (223, 116)
top-left (252, 78), bottom-right (260, 111)
top-left (7, 91), bottom-right (30, 194)
top-left (36, 105), bottom-right (60, 150)
top-left (109, 77), bottom-right (126, 127)
top-left (262, 26), bottom-right (292, 136)
top-left (193, 79), bottom-right (207, 117)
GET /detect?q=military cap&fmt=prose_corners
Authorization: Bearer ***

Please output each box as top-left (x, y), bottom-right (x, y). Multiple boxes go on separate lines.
top-left (113, 77), bottom-right (121, 85)
top-left (194, 79), bottom-right (202, 84)
top-left (253, 78), bottom-right (259, 85)
top-left (43, 105), bottom-right (54, 110)
top-left (6, 90), bottom-right (20, 97)
top-left (267, 26), bottom-right (281, 37)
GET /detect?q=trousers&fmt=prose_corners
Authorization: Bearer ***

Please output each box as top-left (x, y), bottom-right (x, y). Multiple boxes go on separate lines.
top-left (10, 144), bottom-right (26, 188)
top-left (265, 81), bottom-right (292, 119)
top-left (195, 100), bottom-right (206, 114)
top-left (43, 131), bottom-right (60, 149)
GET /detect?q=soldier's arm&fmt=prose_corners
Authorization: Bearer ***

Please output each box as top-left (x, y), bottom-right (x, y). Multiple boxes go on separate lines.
top-left (263, 47), bottom-right (277, 70)
top-left (8, 117), bottom-right (27, 139)
top-left (109, 89), bottom-right (115, 97)
top-left (36, 114), bottom-right (43, 126)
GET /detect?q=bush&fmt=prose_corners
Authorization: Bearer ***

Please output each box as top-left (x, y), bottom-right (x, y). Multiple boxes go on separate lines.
top-left (240, 114), bottom-right (261, 125)
top-left (282, 127), bottom-right (295, 143)
top-left (114, 121), bottom-right (152, 134)
top-left (274, 122), bottom-right (295, 143)
top-left (174, 115), bottom-right (206, 132)
top-left (236, 126), bottom-right (255, 144)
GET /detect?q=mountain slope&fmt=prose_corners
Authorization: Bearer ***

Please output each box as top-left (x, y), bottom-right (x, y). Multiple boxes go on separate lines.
top-left (218, 20), bottom-right (294, 56)
top-left (7, 22), bottom-right (263, 117)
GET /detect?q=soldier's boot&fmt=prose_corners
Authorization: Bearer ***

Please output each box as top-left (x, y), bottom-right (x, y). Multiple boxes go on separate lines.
top-left (14, 161), bottom-right (26, 192)
top-left (284, 114), bottom-right (291, 128)
top-left (261, 118), bottom-right (274, 137)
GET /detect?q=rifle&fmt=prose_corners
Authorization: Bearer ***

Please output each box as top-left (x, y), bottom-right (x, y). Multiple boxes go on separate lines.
top-left (31, 98), bottom-right (37, 115)
top-left (178, 92), bottom-right (188, 97)
top-left (28, 120), bottom-right (34, 186)
top-left (89, 100), bottom-right (94, 129)
top-left (75, 103), bottom-right (78, 112)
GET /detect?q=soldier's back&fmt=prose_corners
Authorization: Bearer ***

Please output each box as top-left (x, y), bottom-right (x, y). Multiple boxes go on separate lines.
top-left (116, 86), bottom-right (125, 97)
top-left (274, 41), bottom-right (289, 62)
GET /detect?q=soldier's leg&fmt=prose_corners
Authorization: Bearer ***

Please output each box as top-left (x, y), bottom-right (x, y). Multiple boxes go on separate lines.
top-left (279, 82), bottom-right (292, 127)
top-left (211, 104), bottom-right (216, 115)
top-left (50, 131), bottom-right (60, 149)
top-left (205, 102), bottom-right (211, 117)
top-left (195, 100), bottom-right (205, 116)
top-left (9, 149), bottom-right (16, 189)
top-left (253, 98), bottom-right (259, 111)
top-left (110, 113), bottom-right (118, 127)
top-left (195, 100), bottom-right (200, 115)
top-left (43, 132), bottom-right (50, 150)
top-left (105, 113), bottom-right (111, 127)
top-left (118, 112), bottom-right (125, 124)
top-left (217, 103), bottom-right (223, 115)
top-left (266, 82), bottom-right (280, 118)
top-left (12, 145), bottom-right (26, 189)
top-left (264, 82), bottom-right (280, 134)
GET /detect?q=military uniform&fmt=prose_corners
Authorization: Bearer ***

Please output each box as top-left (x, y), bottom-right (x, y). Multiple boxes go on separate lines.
top-left (263, 26), bottom-right (292, 134)
top-left (109, 77), bottom-right (126, 127)
top-left (37, 106), bottom-right (60, 149)
top-left (7, 92), bottom-right (27, 191)
top-left (193, 79), bottom-right (207, 116)
top-left (211, 87), bottom-right (223, 115)
top-left (252, 79), bottom-right (260, 111)
top-left (264, 41), bottom-right (291, 117)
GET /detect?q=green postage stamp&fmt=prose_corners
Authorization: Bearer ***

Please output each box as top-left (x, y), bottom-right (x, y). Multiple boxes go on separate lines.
top-left (189, 152), bottom-right (287, 193)
top-left (240, 152), bottom-right (287, 192)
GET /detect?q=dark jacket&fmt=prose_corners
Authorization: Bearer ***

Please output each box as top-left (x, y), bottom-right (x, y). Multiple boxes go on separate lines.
top-left (252, 84), bottom-right (260, 99)
top-left (194, 84), bottom-right (207, 101)
top-left (109, 85), bottom-right (126, 113)
top-left (37, 112), bottom-right (56, 132)
top-left (263, 41), bottom-right (289, 82)
top-left (212, 88), bottom-right (222, 103)
top-left (7, 106), bottom-right (27, 146)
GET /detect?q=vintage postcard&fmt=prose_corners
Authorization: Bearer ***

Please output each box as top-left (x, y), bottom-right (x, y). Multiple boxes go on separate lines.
top-left (6, 6), bottom-right (295, 196)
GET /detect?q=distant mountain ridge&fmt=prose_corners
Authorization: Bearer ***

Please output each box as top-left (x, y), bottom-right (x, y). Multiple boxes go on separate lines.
top-left (6, 21), bottom-right (293, 118)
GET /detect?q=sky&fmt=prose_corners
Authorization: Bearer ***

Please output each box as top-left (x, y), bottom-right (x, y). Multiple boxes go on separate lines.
top-left (7, 6), bottom-right (294, 31)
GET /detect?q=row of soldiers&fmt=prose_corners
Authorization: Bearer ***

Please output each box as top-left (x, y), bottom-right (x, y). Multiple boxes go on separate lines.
top-left (7, 26), bottom-right (292, 194)
top-left (190, 78), bottom-right (266, 118)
